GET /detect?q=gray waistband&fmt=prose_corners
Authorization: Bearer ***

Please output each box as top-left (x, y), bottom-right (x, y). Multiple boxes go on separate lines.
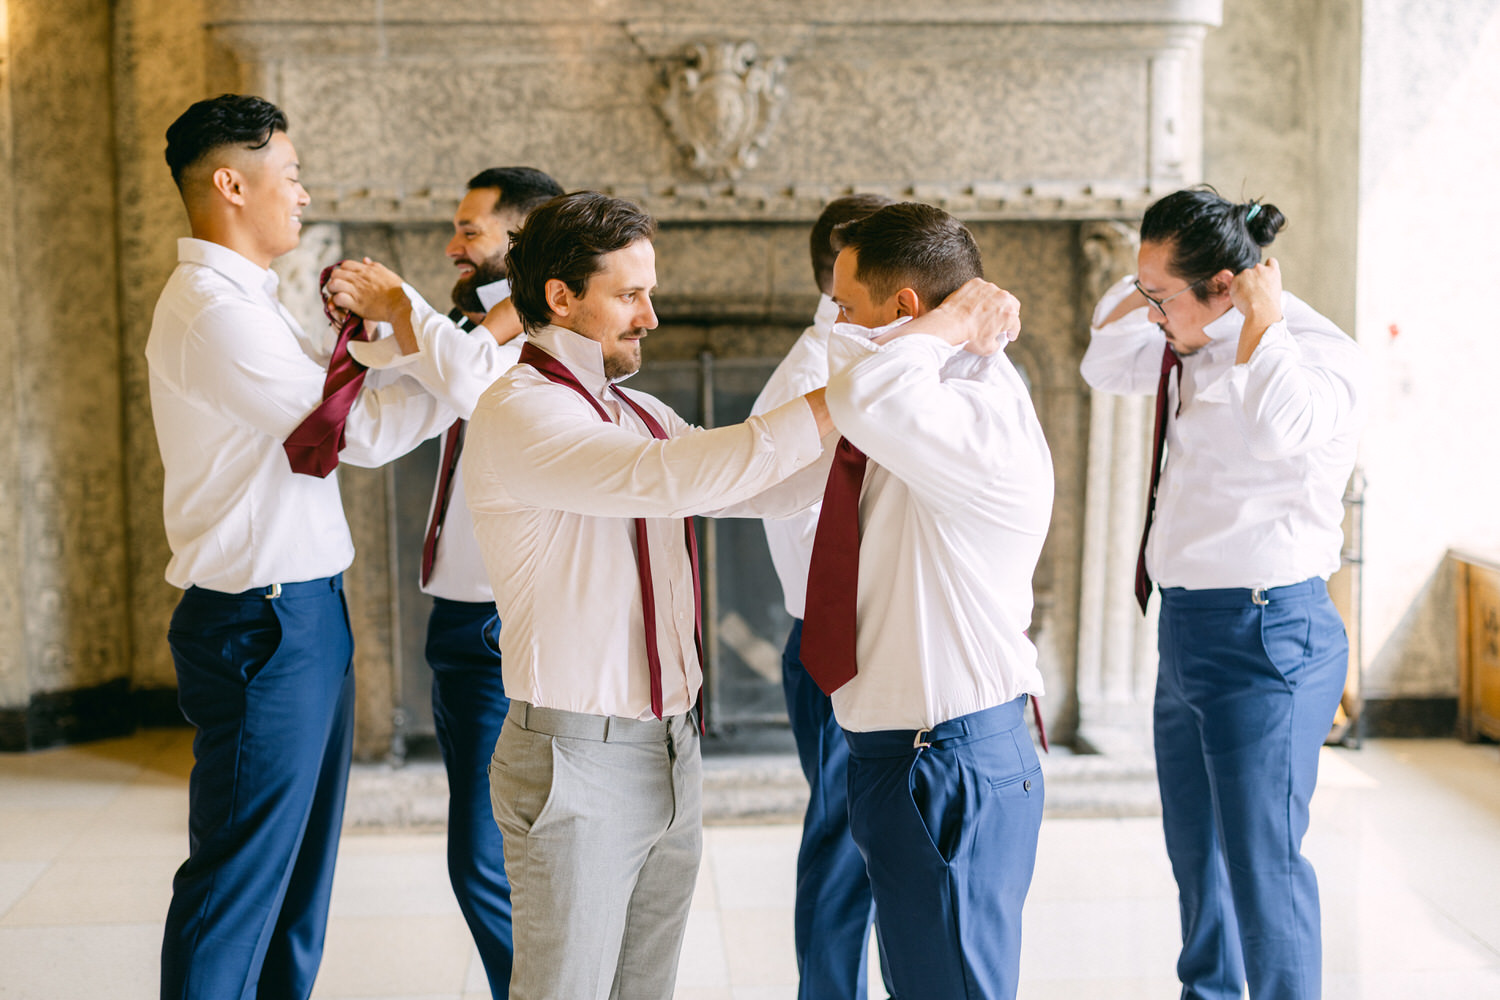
top-left (507, 701), bottom-right (691, 743)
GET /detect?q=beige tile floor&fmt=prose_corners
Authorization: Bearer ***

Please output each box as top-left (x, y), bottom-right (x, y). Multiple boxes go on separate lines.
top-left (3, 731), bottom-right (1500, 999)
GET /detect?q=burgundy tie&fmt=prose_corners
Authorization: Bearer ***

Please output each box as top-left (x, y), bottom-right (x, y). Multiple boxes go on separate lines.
top-left (1135, 342), bottom-right (1183, 613)
top-left (800, 437), bottom-right (869, 697)
top-left (420, 419), bottom-right (465, 586)
top-left (518, 342), bottom-right (702, 720)
top-left (284, 263), bottom-right (370, 478)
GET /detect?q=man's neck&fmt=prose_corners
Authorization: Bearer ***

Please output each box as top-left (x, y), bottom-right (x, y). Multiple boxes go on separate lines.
top-left (189, 217), bottom-right (275, 270)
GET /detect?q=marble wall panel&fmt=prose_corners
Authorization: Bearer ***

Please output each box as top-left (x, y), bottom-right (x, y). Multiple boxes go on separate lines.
top-left (6, 0), bottom-right (129, 697)
top-left (113, 0), bottom-right (209, 694)
top-left (1355, 0), bottom-right (1500, 701)
top-left (0, 0), bottom-right (25, 709)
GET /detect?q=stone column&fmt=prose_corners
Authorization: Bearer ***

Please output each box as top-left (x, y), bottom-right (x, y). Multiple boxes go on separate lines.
top-left (112, 0), bottom-right (209, 704)
top-left (1074, 221), bottom-right (1159, 758)
top-left (1, 0), bottom-right (26, 722)
top-left (0, 0), bottom-right (132, 749)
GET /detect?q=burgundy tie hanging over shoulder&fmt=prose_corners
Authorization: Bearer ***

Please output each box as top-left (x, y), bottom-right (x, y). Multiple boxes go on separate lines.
top-left (1135, 342), bottom-right (1183, 614)
top-left (517, 341), bottom-right (702, 721)
top-left (800, 437), bottom-right (869, 697)
top-left (284, 263), bottom-right (372, 478)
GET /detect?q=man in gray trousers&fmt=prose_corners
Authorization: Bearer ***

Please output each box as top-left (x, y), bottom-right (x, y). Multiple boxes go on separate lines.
top-left (463, 191), bottom-right (836, 1000)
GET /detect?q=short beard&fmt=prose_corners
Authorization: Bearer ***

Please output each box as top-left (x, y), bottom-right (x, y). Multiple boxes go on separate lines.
top-left (603, 334), bottom-right (645, 381)
top-left (451, 252), bottom-right (508, 316)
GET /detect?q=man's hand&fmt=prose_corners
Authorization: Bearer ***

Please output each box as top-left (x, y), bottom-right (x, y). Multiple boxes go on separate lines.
top-left (325, 258), bottom-right (410, 326)
top-left (325, 257), bottom-right (418, 354)
top-left (1230, 258), bottom-right (1283, 328)
top-left (880, 278), bottom-right (1020, 354)
top-left (479, 297), bottom-right (524, 347)
top-left (1230, 258), bottom-right (1284, 365)
top-left (940, 278), bottom-right (1020, 355)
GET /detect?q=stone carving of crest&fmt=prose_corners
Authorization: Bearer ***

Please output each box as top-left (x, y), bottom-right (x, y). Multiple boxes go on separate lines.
top-left (657, 41), bottom-right (788, 181)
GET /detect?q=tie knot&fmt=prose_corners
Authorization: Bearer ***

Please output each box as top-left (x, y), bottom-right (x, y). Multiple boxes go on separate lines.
top-left (836, 437), bottom-right (868, 464)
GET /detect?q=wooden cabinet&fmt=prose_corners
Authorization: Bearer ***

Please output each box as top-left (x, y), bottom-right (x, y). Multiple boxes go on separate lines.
top-left (1456, 550), bottom-right (1500, 742)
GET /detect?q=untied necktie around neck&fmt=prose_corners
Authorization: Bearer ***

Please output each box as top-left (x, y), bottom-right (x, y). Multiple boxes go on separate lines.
top-left (517, 341), bottom-right (703, 722)
top-left (1135, 341), bottom-right (1183, 614)
top-left (284, 263), bottom-right (371, 478)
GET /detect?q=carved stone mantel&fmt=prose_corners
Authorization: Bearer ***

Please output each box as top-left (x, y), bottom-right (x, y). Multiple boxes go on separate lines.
top-left (206, 1), bottom-right (1221, 225)
top-left (196, 0), bottom-right (1219, 755)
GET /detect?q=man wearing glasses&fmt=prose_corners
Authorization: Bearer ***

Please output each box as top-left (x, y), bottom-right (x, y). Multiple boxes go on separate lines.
top-left (1080, 187), bottom-right (1366, 1000)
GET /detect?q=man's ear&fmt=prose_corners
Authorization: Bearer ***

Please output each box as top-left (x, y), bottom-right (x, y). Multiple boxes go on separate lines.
top-left (543, 278), bottom-right (572, 319)
top-left (1208, 268), bottom-right (1236, 298)
top-left (894, 287), bottom-right (922, 319)
top-left (211, 166), bottom-right (245, 207)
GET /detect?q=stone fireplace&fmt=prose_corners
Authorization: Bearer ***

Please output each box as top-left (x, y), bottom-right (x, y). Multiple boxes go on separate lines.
top-left (209, 0), bottom-right (1223, 758)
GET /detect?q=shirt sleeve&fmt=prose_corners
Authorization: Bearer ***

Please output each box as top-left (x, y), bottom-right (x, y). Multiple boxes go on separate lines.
top-left (749, 324), bottom-right (825, 417)
top-left (347, 285), bottom-right (518, 420)
top-left (1220, 304), bottom-right (1367, 461)
top-left (174, 297), bottom-right (455, 468)
top-left (1080, 274), bottom-right (1169, 395)
top-left (824, 324), bottom-right (1052, 519)
top-left (466, 379), bottom-right (825, 520)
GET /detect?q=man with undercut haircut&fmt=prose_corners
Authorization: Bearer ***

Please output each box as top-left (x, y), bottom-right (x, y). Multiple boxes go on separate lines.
top-left (147, 94), bottom-right (455, 999)
top-left (322, 165), bottom-right (563, 997)
top-left (807, 202), bottom-right (1054, 999)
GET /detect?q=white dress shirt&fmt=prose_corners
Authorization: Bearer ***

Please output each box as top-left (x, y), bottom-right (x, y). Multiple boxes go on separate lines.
top-left (750, 294), bottom-right (841, 619)
top-left (351, 294), bottom-right (522, 603)
top-left (1080, 274), bottom-right (1366, 590)
top-left (464, 325), bottom-right (826, 720)
top-left (145, 238), bottom-right (456, 593)
top-left (823, 322), bottom-right (1054, 733)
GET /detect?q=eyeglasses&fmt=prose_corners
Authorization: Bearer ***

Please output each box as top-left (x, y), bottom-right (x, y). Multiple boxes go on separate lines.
top-left (1134, 277), bottom-right (1205, 312)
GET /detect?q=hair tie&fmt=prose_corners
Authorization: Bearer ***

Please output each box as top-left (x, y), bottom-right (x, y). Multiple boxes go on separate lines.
top-left (1246, 203), bottom-right (1262, 222)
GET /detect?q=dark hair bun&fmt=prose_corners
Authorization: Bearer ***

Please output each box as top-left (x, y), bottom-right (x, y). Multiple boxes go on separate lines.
top-left (1245, 201), bottom-right (1286, 246)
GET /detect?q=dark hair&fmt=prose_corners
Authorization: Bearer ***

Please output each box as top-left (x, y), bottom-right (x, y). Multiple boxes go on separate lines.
top-left (505, 192), bottom-right (658, 333)
top-left (164, 94), bottom-right (288, 190)
top-left (831, 202), bottom-right (983, 309)
top-left (466, 166), bottom-right (564, 217)
top-left (810, 194), bottom-right (895, 294)
top-left (1140, 186), bottom-right (1286, 301)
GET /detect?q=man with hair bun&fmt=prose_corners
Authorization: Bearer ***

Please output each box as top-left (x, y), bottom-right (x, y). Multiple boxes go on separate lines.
top-left (809, 201), bottom-right (1054, 1000)
top-left (148, 93), bottom-right (456, 999)
top-left (1081, 185), bottom-right (1367, 1000)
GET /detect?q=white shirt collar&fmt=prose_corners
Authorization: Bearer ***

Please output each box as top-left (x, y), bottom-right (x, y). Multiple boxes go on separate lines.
top-left (1202, 303), bottom-right (1246, 345)
top-left (177, 237), bottom-right (279, 303)
top-left (528, 324), bottom-right (624, 394)
top-left (813, 293), bottom-right (839, 331)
